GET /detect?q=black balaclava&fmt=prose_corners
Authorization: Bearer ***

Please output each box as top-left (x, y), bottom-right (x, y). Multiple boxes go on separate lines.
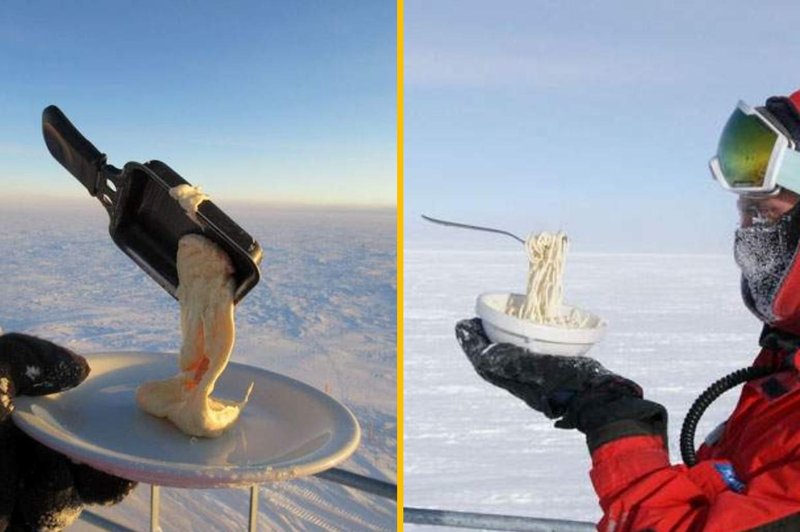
top-left (736, 200), bottom-right (800, 324)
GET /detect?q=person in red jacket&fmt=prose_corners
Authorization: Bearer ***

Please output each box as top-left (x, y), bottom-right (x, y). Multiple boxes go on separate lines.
top-left (457, 90), bottom-right (800, 531)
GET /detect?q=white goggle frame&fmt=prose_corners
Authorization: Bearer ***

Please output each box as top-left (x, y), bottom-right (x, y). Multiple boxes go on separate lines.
top-left (710, 100), bottom-right (800, 196)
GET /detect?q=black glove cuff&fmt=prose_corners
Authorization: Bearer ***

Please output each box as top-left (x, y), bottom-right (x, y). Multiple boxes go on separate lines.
top-left (577, 398), bottom-right (668, 453)
top-left (585, 418), bottom-right (667, 453)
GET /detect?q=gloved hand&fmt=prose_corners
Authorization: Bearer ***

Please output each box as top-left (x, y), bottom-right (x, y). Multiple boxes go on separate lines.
top-left (0, 333), bottom-right (137, 531)
top-left (456, 318), bottom-right (667, 451)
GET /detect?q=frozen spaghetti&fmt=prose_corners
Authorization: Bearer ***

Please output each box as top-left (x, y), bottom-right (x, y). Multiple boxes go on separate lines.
top-left (506, 232), bottom-right (590, 328)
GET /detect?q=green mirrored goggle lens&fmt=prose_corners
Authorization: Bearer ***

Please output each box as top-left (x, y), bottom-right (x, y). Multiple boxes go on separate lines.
top-left (716, 108), bottom-right (778, 189)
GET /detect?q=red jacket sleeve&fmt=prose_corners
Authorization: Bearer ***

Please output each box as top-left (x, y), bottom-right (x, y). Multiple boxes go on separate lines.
top-left (590, 435), bottom-right (800, 532)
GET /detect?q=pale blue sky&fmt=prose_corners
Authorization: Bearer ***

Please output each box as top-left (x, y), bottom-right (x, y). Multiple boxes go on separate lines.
top-left (405, 0), bottom-right (800, 252)
top-left (1, 1), bottom-right (395, 206)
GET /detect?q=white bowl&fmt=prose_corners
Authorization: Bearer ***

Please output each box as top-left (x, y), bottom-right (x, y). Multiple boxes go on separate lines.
top-left (475, 292), bottom-right (606, 356)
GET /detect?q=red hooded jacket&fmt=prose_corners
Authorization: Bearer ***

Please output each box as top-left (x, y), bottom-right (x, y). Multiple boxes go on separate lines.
top-left (591, 346), bottom-right (800, 531)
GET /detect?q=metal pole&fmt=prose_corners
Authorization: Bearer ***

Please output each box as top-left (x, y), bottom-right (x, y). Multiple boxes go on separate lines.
top-left (404, 507), bottom-right (596, 532)
top-left (314, 467), bottom-right (396, 500)
top-left (81, 510), bottom-right (137, 532)
top-left (249, 485), bottom-right (259, 532)
top-left (150, 485), bottom-right (160, 532)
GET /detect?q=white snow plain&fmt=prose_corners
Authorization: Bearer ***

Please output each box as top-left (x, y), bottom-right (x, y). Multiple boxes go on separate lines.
top-left (404, 233), bottom-right (763, 528)
top-left (0, 200), bottom-right (396, 531)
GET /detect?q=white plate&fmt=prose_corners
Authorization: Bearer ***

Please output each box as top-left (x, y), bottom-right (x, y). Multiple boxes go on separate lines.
top-left (13, 352), bottom-right (361, 488)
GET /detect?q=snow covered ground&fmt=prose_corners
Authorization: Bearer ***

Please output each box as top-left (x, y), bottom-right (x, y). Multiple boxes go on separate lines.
top-left (0, 199), bottom-right (396, 530)
top-left (404, 232), bottom-right (763, 528)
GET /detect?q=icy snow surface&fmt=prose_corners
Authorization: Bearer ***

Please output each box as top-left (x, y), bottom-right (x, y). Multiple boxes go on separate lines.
top-left (404, 238), bottom-right (762, 528)
top-left (0, 200), bottom-right (396, 531)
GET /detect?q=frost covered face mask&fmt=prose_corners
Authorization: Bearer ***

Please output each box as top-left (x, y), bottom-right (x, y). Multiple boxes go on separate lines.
top-left (735, 201), bottom-right (800, 331)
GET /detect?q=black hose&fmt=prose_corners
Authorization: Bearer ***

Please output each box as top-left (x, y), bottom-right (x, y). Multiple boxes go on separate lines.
top-left (680, 365), bottom-right (776, 466)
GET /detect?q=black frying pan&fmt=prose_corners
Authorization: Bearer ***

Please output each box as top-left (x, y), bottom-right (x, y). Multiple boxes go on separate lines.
top-left (42, 105), bottom-right (263, 304)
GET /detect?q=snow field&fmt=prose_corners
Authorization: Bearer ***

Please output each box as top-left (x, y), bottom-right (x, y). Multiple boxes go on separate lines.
top-left (0, 200), bottom-right (396, 531)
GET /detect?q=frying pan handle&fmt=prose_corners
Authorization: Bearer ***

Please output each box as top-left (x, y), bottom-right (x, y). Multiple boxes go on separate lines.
top-left (42, 105), bottom-right (107, 197)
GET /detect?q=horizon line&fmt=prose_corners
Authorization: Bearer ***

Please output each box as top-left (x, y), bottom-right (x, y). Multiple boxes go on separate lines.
top-left (0, 193), bottom-right (396, 211)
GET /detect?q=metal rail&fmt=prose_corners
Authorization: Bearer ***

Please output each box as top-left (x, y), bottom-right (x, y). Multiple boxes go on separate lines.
top-left (314, 467), bottom-right (396, 499)
top-left (82, 473), bottom-right (594, 532)
top-left (80, 509), bottom-right (138, 531)
top-left (404, 507), bottom-right (596, 532)
top-left (133, 468), bottom-right (395, 531)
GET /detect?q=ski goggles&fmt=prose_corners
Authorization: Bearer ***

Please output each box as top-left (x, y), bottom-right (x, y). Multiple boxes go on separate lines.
top-left (710, 100), bottom-right (800, 195)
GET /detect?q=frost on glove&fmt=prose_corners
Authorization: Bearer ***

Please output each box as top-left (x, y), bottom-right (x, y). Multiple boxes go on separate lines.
top-left (456, 318), bottom-right (667, 452)
top-left (0, 333), bottom-right (136, 531)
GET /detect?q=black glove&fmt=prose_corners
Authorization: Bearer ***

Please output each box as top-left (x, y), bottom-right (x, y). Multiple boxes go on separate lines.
top-left (456, 318), bottom-right (667, 452)
top-left (0, 333), bottom-right (137, 531)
